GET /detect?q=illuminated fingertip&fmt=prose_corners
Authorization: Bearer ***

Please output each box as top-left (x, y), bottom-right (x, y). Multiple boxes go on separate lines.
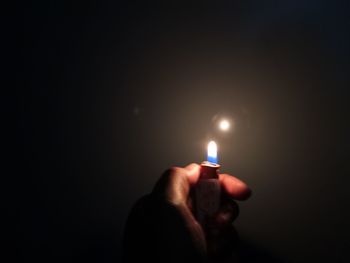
top-left (219, 173), bottom-right (252, 200)
top-left (184, 163), bottom-right (199, 171)
top-left (184, 163), bottom-right (200, 183)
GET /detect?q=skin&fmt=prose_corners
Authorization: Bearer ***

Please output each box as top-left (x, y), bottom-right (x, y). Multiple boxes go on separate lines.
top-left (123, 163), bottom-right (251, 262)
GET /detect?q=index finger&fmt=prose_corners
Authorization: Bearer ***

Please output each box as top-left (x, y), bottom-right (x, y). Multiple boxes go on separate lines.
top-left (219, 174), bottom-right (251, 200)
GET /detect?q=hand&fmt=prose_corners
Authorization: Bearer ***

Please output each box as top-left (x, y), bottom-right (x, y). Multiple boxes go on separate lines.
top-left (122, 163), bottom-right (251, 263)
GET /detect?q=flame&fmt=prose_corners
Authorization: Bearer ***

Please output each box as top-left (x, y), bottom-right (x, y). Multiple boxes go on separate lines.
top-left (207, 141), bottom-right (217, 160)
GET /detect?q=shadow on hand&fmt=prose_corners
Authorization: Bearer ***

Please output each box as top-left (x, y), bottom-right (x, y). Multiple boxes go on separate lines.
top-left (123, 194), bottom-right (283, 263)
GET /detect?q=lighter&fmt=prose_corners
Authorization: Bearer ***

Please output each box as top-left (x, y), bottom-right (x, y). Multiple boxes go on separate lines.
top-left (194, 141), bottom-right (221, 227)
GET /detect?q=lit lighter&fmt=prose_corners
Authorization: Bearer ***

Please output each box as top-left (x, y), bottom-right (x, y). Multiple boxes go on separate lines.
top-left (195, 141), bottom-right (221, 226)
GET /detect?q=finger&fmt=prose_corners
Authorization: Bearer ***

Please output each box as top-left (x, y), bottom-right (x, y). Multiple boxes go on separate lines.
top-left (184, 163), bottom-right (201, 185)
top-left (153, 167), bottom-right (189, 205)
top-left (214, 199), bottom-right (239, 225)
top-left (219, 174), bottom-right (251, 200)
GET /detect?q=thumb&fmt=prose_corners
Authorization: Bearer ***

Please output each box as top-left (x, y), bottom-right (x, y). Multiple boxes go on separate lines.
top-left (153, 167), bottom-right (191, 205)
top-left (184, 163), bottom-right (201, 185)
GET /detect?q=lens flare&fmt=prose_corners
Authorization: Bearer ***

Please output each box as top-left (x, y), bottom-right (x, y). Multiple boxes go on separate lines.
top-left (219, 119), bottom-right (230, 131)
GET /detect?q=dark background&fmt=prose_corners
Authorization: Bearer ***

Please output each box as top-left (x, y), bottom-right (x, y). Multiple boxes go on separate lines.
top-left (13, 1), bottom-right (350, 262)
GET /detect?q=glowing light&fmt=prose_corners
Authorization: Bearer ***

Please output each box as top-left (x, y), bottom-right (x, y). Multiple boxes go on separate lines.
top-left (207, 141), bottom-right (218, 164)
top-left (219, 119), bottom-right (230, 131)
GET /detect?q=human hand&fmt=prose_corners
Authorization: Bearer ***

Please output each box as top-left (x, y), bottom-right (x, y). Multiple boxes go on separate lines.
top-left (123, 163), bottom-right (251, 263)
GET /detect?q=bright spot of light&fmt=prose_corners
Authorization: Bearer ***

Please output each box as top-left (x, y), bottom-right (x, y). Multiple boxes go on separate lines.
top-left (207, 141), bottom-right (218, 164)
top-left (219, 119), bottom-right (230, 131)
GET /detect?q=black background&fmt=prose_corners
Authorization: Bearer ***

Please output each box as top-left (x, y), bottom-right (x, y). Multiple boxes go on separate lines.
top-left (12, 1), bottom-right (350, 262)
